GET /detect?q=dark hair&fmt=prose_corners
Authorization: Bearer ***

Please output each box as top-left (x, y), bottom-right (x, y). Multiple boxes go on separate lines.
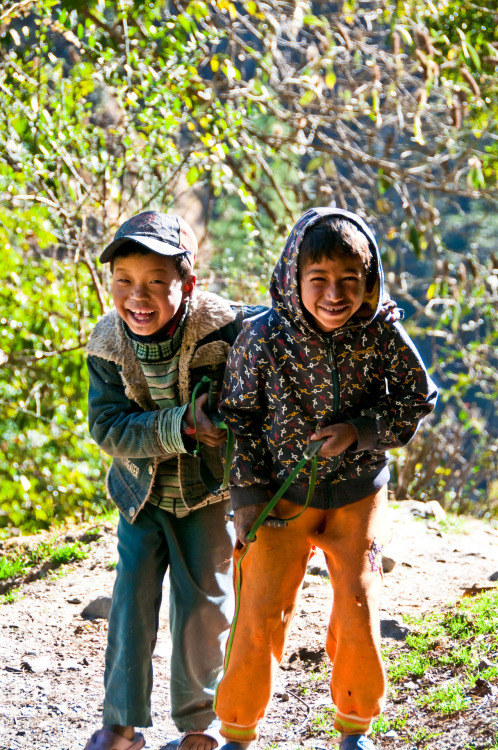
top-left (299, 217), bottom-right (373, 274)
top-left (110, 241), bottom-right (192, 281)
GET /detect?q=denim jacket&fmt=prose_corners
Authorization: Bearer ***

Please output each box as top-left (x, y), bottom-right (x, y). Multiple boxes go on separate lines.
top-left (86, 290), bottom-right (264, 523)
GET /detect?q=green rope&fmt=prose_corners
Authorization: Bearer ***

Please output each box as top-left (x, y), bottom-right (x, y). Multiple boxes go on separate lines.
top-left (216, 438), bottom-right (326, 694)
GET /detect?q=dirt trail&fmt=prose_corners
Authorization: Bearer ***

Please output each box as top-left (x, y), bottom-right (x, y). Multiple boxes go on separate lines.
top-left (1, 501), bottom-right (497, 750)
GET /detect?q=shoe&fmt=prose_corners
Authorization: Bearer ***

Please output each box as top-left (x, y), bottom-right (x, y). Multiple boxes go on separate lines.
top-left (84, 728), bottom-right (145, 750)
top-left (339, 735), bottom-right (377, 750)
top-left (163, 726), bottom-right (223, 750)
top-left (218, 744), bottom-right (252, 750)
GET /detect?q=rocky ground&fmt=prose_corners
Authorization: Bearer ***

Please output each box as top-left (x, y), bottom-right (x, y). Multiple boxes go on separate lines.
top-left (1, 500), bottom-right (498, 750)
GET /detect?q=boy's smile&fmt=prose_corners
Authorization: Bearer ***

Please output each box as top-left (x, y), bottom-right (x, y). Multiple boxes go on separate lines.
top-left (111, 253), bottom-right (193, 336)
top-left (299, 253), bottom-right (367, 332)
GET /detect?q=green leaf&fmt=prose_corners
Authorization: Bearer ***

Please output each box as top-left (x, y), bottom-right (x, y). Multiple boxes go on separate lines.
top-left (299, 89), bottom-right (315, 106)
top-left (409, 224), bottom-right (422, 258)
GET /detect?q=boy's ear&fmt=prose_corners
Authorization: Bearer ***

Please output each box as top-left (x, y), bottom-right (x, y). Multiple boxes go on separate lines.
top-left (183, 275), bottom-right (196, 299)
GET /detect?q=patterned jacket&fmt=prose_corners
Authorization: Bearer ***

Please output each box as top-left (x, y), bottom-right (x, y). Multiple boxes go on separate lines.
top-left (220, 208), bottom-right (438, 510)
top-left (86, 290), bottom-right (264, 523)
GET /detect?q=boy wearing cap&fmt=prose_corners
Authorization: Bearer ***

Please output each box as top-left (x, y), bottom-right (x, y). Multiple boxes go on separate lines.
top-left (84, 211), bottom-right (264, 750)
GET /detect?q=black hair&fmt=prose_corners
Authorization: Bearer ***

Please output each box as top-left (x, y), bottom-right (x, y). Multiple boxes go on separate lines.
top-left (299, 217), bottom-right (373, 275)
top-left (110, 241), bottom-right (192, 281)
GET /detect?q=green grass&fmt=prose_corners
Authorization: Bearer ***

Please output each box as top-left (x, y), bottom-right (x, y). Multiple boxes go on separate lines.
top-left (370, 591), bottom-right (498, 744)
top-left (0, 539), bottom-right (89, 585)
top-left (0, 587), bottom-right (23, 604)
top-left (309, 706), bottom-right (339, 738)
top-left (416, 680), bottom-right (468, 715)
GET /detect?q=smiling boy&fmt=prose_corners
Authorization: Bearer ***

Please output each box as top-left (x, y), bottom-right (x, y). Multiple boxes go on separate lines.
top-left (84, 211), bottom-right (264, 750)
top-left (214, 208), bottom-right (437, 750)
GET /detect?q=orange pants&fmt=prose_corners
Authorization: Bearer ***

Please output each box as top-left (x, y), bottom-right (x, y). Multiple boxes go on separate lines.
top-left (215, 488), bottom-right (390, 740)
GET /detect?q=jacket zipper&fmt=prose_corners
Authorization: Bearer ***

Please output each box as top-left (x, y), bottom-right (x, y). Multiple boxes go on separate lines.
top-left (325, 336), bottom-right (340, 420)
top-left (324, 336), bottom-right (340, 503)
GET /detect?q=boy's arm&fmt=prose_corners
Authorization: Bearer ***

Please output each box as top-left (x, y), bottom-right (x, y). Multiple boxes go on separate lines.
top-left (219, 326), bottom-right (272, 509)
top-left (88, 355), bottom-right (196, 459)
top-left (347, 321), bottom-right (437, 452)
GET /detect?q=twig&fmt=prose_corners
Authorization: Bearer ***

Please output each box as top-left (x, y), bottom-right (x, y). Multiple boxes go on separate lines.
top-left (286, 689), bottom-right (313, 732)
top-left (0, 399), bottom-right (84, 440)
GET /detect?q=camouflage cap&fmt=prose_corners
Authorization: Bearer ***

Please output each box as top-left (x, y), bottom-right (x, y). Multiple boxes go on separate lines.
top-left (100, 211), bottom-right (198, 268)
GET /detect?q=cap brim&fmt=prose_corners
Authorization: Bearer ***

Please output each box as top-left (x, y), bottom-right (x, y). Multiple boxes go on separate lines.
top-left (99, 234), bottom-right (188, 264)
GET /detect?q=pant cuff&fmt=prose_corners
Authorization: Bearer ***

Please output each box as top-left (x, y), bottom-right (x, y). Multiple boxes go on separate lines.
top-left (335, 710), bottom-right (373, 734)
top-left (220, 721), bottom-right (258, 742)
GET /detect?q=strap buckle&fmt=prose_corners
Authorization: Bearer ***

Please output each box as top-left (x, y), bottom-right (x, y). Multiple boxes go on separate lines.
top-left (303, 438), bottom-right (326, 460)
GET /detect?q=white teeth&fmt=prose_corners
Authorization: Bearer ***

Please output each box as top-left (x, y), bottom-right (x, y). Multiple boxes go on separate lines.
top-left (130, 310), bottom-right (154, 318)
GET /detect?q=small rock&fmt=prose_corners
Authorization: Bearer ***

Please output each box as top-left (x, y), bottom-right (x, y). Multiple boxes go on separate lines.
top-left (307, 563), bottom-right (329, 577)
top-left (21, 656), bottom-right (51, 674)
top-left (381, 617), bottom-right (411, 641)
top-left (66, 596), bottom-right (82, 605)
top-left (478, 657), bottom-right (494, 671)
top-left (48, 703), bottom-right (66, 714)
top-left (382, 556), bottom-right (396, 573)
top-left (152, 642), bottom-right (169, 659)
top-left (471, 678), bottom-right (495, 697)
top-left (488, 571), bottom-right (498, 582)
top-left (59, 659), bottom-right (80, 671)
top-left (426, 500), bottom-right (446, 521)
top-left (81, 596), bottom-right (112, 620)
top-left (302, 576), bottom-right (314, 589)
top-left (280, 692), bottom-right (290, 702)
top-left (403, 680), bottom-right (419, 690)
top-left (409, 499), bottom-right (446, 522)
top-left (383, 729), bottom-right (398, 738)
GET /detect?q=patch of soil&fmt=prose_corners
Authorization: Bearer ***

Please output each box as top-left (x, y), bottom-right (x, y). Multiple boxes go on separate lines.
top-left (1, 502), bottom-right (498, 750)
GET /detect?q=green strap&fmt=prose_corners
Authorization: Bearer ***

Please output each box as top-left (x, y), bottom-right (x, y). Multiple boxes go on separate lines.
top-left (246, 440), bottom-right (324, 542)
top-left (190, 375), bottom-right (212, 456)
top-left (215, 438), bottom-right (326, 696)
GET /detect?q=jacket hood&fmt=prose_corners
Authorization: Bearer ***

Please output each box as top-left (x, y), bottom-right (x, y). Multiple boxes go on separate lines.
top-left (270, 207), bottom-right (384, 334)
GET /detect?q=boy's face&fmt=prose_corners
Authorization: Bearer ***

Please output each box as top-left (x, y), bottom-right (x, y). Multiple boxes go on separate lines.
top-left (299, 252), bottom-right (367, 332)
top-left (111, 252), bottom-right (192, 336)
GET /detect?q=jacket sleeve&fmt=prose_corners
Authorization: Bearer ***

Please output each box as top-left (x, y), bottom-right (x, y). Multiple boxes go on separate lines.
top-left (347, 321), bottom-right (437, 452)
top-left (87, 355), bottom-right (188, 459)
top-left (219, 323), bottom-right (272, 509)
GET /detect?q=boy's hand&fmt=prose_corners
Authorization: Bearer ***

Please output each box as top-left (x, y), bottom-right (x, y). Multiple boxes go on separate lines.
top-left (184, 393), bottom-right (227, 447)
top-left (379, 293), bottom-right (402, 323)
top-left (233, 503), bottom-right (268, 546)
top-left (309, 423), bottom-right (357, 457)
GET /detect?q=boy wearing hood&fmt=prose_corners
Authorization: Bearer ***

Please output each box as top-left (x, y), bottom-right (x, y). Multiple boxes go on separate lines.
top-left (214, 208), bottom-right (437, 750)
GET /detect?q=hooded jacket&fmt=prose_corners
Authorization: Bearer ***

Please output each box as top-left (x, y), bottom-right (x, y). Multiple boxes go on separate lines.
top-left (86, 290), bottom-right (264, 522)
top-left (220, 208), bottom-right (438, 510)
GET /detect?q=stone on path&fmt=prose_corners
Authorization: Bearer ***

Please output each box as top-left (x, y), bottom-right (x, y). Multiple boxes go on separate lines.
top-left (21, 655), bottom-right (51, 673)
top-left (81, 596), bottom-right (112, 620)
top-left (408, 499), bottom-right (446, 522)
top-left (382, 555), bottom-right (396, 573)
top-left (380, 616), bottom-right (411, 640)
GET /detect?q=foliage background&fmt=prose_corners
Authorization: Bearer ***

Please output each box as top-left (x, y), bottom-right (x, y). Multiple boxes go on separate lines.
top-left (0, 0), bottom-right (497, 535)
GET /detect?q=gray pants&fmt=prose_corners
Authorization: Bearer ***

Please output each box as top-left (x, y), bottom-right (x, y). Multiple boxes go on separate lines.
top-left (102, 500), bottom-right (235, 729)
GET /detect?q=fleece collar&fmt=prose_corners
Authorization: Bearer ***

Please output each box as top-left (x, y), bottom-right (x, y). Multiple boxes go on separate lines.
top-left (86, 289), bottom-right (237, 409)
